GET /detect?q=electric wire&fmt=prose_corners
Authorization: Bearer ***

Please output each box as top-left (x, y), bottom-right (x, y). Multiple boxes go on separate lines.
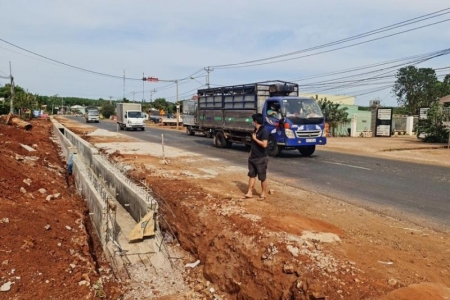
top-left (213, 18), bottom-right (450, 69)
top-left (289, 48), bottom-right (450, 82)
top-left (1, 8), bottom-right (449, 101)
top-left (211, 8), bottom-right (450, 68)
top-left (0, 38), bottom-right (143, 80)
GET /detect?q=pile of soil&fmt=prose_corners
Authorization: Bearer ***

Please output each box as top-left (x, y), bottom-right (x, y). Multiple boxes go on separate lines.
top-left (0, 119), bottom-right (122, 299)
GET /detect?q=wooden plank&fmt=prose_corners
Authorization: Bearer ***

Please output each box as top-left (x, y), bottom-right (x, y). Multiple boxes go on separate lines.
top-left (127, 210), bottom-right (155, 242)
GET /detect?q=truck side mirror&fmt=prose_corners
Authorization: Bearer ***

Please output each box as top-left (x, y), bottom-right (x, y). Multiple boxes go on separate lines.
top-left (124, 114), bottom-right (127, 118)
top-left (281, 107), bottom-right (286, 115)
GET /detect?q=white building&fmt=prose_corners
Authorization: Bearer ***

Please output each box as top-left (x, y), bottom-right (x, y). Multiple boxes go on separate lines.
top-left (300, 93), bottom-right (356, 105)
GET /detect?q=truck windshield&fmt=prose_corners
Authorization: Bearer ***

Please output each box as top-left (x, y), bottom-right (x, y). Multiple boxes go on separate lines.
top-left (128, 111), bottom-right (143, 118)
top-left (282, 98), bottom-right (324, 124)
top-left (87, 110), bottom-right (98, 116)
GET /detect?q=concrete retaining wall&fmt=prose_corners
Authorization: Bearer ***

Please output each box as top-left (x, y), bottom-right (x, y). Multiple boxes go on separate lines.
top-left (73, 157), bottom-right (107, 242)
top-left (61, 125), bottom-right (155, 222)
top-left (50, 117), bottom-right (156, 238)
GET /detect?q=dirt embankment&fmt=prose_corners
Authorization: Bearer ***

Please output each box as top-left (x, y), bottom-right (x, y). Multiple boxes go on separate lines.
top-left (0, 119), bottom-right (122, 300)
top-left (69, 118), bottom-right (450, 299)
top-left (11, 117), bottom-right (450, 300)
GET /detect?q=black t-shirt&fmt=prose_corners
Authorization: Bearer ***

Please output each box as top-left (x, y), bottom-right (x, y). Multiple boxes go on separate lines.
top-left (250, 125), bottom-right (269, 158)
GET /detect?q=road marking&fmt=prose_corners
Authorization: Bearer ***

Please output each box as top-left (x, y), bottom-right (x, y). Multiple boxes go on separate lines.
top-left (322, 161), bottom-right (372, 171)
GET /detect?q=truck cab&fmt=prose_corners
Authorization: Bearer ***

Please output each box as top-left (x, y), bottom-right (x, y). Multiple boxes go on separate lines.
top-left (263, 97), bottom-right (326, 156)
top-left (116, 103), bottom-right (145, 131)
top-left (122, 110), bottom-right (145, 130)
top-left (85, 106), bottom-right (100, 123)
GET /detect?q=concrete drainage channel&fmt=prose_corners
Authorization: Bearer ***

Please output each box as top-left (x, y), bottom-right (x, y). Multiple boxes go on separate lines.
top-left (51, 118), bottom-right (187, 296)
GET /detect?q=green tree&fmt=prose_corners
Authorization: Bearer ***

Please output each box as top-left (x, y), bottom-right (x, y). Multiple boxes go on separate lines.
top-left (317, 99), bottom-right (349, 137)
top-left (100, 103), bottom-right (115, 119)
top-left (439, 74), bottom-right (450, 97)
top-left (152, 98), bottom-right (170, 113)
top-left (419, 101), bottom-right (449, 143)
top-left (393, 66), bottom-right (440, 116)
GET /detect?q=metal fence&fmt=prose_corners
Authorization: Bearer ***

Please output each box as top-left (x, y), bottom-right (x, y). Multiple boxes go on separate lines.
top-left (328, 114), bottom-right (419, 136)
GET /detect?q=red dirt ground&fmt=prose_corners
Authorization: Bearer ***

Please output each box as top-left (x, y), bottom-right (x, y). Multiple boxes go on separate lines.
top-left (3, 117), bottom-right (450, 299)
top-left (0, 119), bottom-right (122, 300)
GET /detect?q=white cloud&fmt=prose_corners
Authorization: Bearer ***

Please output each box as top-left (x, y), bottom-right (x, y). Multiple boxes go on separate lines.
top-left (0, 0), bottom-right (449, 106)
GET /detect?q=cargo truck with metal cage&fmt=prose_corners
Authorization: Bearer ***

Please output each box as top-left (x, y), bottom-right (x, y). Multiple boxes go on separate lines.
top-left (182, 81), bottom-right (327, 156)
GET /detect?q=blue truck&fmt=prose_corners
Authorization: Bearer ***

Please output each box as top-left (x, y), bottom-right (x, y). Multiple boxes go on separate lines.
top-left (182, 81), bottom-right (327, 156)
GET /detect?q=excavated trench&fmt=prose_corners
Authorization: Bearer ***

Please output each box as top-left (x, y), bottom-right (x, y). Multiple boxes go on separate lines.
top-left (57, 120), bottom-right (395, 299)
top-left (52, 119), bottom-right (450, 300)
top-left (124, 168), bottom-right (385, 300)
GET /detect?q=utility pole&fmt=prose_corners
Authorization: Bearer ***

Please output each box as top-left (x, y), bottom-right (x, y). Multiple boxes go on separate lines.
top-left (132, 91), bottom-right (136, 102)
top-left (142, 72), bottom-right (145, 102)
top-left (9, 62), bottom-right (14, 114)
top-left (109, 96), bottom-right (113, 105)
top-left (204, 66), bottom-right (214, 88)
top-left (176, 80), bottom-right (179, 130)
top-left (123, 69), bottom-right (125, 101)
top-left (149, 89), bottom-right (157, 104)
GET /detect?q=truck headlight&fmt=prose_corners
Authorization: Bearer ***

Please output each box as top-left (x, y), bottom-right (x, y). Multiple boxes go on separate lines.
top-left (285, 129), bottom-right (296, 139)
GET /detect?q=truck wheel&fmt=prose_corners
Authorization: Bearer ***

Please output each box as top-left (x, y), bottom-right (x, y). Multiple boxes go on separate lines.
top-left (298, 146), bottom-right (315, 157)
top-left (267, 135), bottom-right (280, 157)
top-left (141, 127), bottom-right (145, 131)
top-left (215, 132), bottom-right (227, 148)
top-left (186, 126), bottom-right (195, 136)
top-left (205, 131), bottom-right (212, 138)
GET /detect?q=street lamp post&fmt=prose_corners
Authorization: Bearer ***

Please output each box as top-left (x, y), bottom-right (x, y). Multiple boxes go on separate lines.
top-left (175, 80), bottom-right (179, 129)
top-left (176, 103), bottom-right (180, 130)
top-left (189, 76), bottom-right (204, 86)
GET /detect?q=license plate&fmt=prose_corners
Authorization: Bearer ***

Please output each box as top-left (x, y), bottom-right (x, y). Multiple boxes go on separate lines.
top-left (306, 138), bottom-right (316, 143)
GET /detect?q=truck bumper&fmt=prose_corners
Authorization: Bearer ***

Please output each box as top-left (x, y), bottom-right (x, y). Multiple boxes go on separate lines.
top-left (283, 137), bottom-right (327, 147)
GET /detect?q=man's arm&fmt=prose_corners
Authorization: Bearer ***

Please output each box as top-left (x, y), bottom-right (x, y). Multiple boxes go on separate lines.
top-left (252, 131), bottom-right (269, 148)
top-left (261, 130), bottom-right (269, 148)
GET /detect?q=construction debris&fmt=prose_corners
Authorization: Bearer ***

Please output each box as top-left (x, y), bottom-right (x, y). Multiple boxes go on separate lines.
top-left (0, 114), bottom-right (32, 131)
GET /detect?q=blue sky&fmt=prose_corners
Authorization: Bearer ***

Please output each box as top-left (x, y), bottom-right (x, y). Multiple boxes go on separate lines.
top-left (0, 0), bottom-right (449, 106)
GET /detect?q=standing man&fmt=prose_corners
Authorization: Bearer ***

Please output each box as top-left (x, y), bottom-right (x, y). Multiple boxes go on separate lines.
top-left (243, 113), bottom-right (269, 200)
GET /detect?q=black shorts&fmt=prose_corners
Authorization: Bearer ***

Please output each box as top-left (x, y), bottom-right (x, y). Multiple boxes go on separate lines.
top-left (248, 156), bottom-right (269, 181)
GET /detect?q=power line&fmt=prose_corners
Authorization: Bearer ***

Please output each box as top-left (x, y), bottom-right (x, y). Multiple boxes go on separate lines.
top-left (289, 49), bottom-right (450, 93)
top-left (288, 48), bottom-right (450, 83)
top-left (211, 8), bottom-right (450, 69)
top-left (214, 18), bottom-right (450, 69)
top-left (0, 38), bottom-right (143, 81)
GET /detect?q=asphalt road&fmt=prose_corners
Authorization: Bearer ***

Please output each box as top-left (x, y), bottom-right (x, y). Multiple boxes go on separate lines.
top-left (67, 117), bottom-right (450, 228)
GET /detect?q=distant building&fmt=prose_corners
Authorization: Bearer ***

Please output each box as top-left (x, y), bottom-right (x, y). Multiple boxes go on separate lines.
top-left (300, 93), bottom-right (356, 105)
top-left (439, 95), bottom-right (450, 104)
